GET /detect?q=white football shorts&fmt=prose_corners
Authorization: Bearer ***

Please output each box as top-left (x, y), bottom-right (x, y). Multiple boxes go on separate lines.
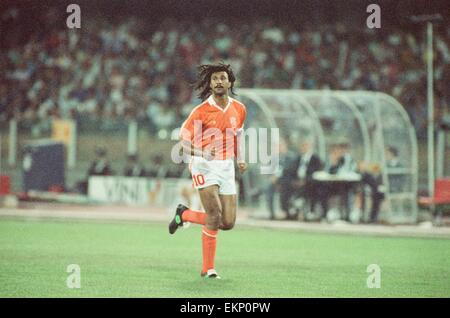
top-left (189, 156), bottom-right (236, 195)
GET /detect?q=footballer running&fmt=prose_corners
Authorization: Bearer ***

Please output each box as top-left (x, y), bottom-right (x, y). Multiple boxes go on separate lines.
top-left (169, 63), bottom-right (247, 279)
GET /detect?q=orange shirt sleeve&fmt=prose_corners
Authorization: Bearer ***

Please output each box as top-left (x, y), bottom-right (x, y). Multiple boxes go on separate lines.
top-left (239, 104), bottom-right (247, 129)
top-left (234, 104), bottom-right (246, 157)
top-left (180, 107), bottom-right (200, 142)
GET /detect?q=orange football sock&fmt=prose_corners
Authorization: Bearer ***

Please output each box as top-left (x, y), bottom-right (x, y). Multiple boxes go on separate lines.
top-left (181, 209), bottom-right (206, 225)
top-left (202, 226), bottom-right (218, 273)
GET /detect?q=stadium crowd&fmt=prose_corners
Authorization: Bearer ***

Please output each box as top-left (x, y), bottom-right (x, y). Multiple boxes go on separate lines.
top-left (1, 9), bottom-right (449, 139)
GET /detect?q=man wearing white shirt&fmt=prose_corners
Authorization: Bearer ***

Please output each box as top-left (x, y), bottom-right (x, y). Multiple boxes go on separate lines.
top-left (323, 141), bottom-right (359, 222)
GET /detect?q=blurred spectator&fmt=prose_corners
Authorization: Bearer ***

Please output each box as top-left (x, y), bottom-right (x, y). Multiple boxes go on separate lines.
top-left (88, 147), bottom-right (113, 177)
top-left (355, 162), bottom-right (385, 224)
top-left (322, 141), bottom-right (359, 222)
top-left (146, 154), bottom-right (168, 178)
top-left (385, 146), bottom-right (401, 169)
top-left (385, 145), bottom-right (404, 193)
top-left (77, 146), bottom-right (113, 194)
top-left (331, 141), bottom-right (358, 175)
top-left (264, 136), bottom-right (295, 220)
top-left (285, 139), bottom-right (324, 220)
top-left (123, 154), bottom-right (146, 177)
top-left (165, 163), bottom-right (186, 178)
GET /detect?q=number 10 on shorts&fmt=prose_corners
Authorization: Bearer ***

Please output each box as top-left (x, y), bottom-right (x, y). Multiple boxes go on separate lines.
top-left (193, 174), bottom-right (205, 187)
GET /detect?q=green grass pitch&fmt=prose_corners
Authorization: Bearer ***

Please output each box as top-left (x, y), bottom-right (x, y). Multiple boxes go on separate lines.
top-left (0, 218), bottom-right (449, 297)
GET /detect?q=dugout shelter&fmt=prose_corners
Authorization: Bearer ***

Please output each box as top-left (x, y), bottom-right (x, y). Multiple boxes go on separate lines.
top-left (238, 89), bottom-right (418, 224)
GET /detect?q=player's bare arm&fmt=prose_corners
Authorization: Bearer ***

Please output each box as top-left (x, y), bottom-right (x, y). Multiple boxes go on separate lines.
top-left (236, 114), bottom-right (247, 174)
top-left (180, 140), bottom-right (215, 160)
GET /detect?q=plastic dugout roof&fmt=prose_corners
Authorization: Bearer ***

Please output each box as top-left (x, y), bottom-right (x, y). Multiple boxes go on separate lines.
top-left (238, 89), bottom-right (418, 223)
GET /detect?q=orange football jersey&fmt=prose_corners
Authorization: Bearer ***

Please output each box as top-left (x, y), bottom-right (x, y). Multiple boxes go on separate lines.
top-left (180, 95), bottom-right (247, 160)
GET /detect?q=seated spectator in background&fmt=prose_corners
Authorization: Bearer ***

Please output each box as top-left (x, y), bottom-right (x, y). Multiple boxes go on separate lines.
top-left (77, 146), bottom-right (113, 194)
top-left (385, 145), bottom-right (404, 193)
top-left (123, 154), bottom-right (146, 177)
top-left (146, 154), bottom-right (167, 178)
top-left (88, 147), bottom-right (113, 176)
top-left (331, 141), bottom-right (358, 175)
top-left (165, 163), bottom-right (185, 178)
top-left (385, 146), bottom-right (401, 169)
top-left (322, 141), bottom-right (358, 222)
top-left (286, 139), bottom-right (324, 220)
top-left (354, 162), bottom-right (385, 224)
top-left (265, 136), bottom-right (295, 220)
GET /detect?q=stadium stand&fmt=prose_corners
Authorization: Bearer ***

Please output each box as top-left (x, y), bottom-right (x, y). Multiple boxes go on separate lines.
top-left (1, 11), bottom-right (449, 140)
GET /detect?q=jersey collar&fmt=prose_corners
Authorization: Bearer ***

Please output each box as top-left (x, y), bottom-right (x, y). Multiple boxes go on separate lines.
top-left (208, 95), bottom-right (231, 112)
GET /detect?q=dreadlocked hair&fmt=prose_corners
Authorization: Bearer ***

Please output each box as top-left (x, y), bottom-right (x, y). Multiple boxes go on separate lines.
top-left (193, 63), bottom-right (236, 101)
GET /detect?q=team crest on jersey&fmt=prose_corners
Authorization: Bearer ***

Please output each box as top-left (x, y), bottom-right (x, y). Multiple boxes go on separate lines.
top-left (230, 117), bottom-right (237, 128)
